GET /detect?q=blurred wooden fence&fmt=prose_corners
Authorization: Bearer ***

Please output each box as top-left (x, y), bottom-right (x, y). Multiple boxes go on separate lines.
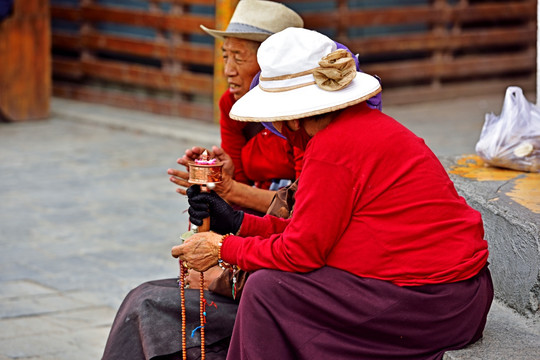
top-left (51, 0), bottom-right (537, 122)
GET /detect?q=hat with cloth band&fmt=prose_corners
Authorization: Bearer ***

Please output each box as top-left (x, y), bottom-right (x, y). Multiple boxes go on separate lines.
top-left (229, 28), bottom-right (382, 122)
top-left (200, 0), bottom-right (304, 43)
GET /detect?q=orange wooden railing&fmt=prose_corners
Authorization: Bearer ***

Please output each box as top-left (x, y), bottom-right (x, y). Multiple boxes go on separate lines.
top-left (50, 0), bottom-right (537, 122)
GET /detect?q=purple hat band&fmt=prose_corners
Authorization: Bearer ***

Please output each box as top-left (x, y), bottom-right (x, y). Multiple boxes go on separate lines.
top-left (262, 121), bottom-right (286, 139)
top-left (248, 75), bottom-right (286, 139)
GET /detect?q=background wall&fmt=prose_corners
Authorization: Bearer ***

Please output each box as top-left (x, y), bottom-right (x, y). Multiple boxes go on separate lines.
top-left (49, 0), bottom-right (537, 122)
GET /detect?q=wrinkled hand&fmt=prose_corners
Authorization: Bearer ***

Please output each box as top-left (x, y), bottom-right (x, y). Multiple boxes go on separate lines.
top-left (167, 167), bottom-right (191, 196)
top-left (206, 146), bottom-right (235, 198)
top-left (167, 146), bottom-right (206, 196)
top-left (168, 146), bottom-right (235, 198)
top-left (184, 265), bottom-right (223, 290)
top-left (172, 232), bottom-right (222, 272)
top-left (187, 185), bottom-right (244, 235)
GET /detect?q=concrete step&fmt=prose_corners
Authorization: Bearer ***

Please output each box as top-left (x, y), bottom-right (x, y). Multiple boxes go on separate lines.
top-left (444, 301), bottom-right (540, 360)
top-left (442, 155), bottom-right (540, 319)
top-left (441, 155), bottom-right (540, 359)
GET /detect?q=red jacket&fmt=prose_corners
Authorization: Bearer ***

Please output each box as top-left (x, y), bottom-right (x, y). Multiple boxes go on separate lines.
top-left (219, 89), bottom-right (303, 189)
top-left (221, 102), bottom-right (489, 286)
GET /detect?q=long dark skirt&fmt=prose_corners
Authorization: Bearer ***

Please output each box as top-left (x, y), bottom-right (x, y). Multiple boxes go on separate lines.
top-left (101, 278), bottom-right (239, 360)
top-left (228, 266), bottom-right (493, 360)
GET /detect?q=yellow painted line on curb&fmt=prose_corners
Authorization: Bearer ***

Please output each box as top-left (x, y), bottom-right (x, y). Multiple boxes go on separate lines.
top-left (449, 155), bottom-right (540, 214)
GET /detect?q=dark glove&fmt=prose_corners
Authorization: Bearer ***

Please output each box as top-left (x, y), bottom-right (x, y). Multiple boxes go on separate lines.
top-left (187, 185), bottom-right (244, 235)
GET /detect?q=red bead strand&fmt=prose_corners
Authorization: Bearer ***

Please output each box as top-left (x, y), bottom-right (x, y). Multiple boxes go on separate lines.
top-left (179, 266), bottom-right (187, 360)
top-left (200, 272), bottom-right (206, 360)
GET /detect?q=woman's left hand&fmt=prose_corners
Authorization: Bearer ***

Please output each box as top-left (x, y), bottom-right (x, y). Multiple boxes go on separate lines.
top-left (168, 146), bottom-right (207, 196)
top-left (171, 231), bottom-right (222, 272)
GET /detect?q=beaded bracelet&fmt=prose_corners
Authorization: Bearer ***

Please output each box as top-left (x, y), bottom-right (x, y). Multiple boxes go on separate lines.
top-left (218, 233), bottom-right (240, 299)
top-left (218, 234), bottom-right (232, 270)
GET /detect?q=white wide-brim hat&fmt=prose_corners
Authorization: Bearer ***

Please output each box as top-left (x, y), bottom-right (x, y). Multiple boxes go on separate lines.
top-left (230, 28), bottom-right (382, 122)
top-left (200, 0), bottom-right (304, 43)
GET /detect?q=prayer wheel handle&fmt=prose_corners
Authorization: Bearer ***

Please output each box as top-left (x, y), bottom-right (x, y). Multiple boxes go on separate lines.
top-left (199, 216), bottom-right (211, 232)
top-left (196, 183), bottom-right (215, 232)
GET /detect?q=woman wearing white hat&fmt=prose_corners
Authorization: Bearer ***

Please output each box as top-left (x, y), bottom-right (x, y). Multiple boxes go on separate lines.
top-left (174, 28), bottom-right (493, 359)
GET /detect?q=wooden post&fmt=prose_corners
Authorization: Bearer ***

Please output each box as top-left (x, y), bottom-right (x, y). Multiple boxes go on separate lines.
top-left (213, 0), bottom-right (238, 123)
top-left (0, 0), bottom-right (50, 121)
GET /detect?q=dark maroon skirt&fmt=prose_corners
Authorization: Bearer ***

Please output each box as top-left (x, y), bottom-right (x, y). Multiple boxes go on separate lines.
top-left (228, 266), bottom-right (493, 360)
top-left (101, 278), bottom-right (238, 360)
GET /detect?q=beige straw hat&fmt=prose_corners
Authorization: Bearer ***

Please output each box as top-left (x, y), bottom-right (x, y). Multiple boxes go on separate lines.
top-left (229, 28), bottom-right (382, 122)
top-left (200, 0), bottom-right (303, 42)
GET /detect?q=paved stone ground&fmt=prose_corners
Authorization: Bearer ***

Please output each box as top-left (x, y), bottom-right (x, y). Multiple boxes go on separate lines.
top-left (0, 92), bottom-right (532, 359)
top-left (0, 113), bottom-right (215, 359)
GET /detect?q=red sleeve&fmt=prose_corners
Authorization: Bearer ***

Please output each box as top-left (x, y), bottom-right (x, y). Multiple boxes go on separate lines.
top-left (221, 158), bottom-right (355, 272)
top-left (237, 213), bottom-right (290, 237)
top-left (219, 90), bottom-right (250, 185)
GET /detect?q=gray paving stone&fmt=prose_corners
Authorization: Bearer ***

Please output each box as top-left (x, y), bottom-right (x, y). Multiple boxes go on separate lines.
top-left (0, 327), bottom-right (108, 360)
top-left (0, 292), bottom-right (91, 319)
top-left (0, 280), bottom-right (56, 300)
top-left (0, 316), bottom-right (62, 340)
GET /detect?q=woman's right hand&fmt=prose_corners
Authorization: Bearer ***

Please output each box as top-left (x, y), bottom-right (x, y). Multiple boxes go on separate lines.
top-left (207, 146), bottom-right (234, 199)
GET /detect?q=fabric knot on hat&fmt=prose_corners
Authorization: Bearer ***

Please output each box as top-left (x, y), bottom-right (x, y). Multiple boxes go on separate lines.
top-left (258, 49), bottom-right (357, 93)
top-left (229, 28), bottom-right (381, 122)
top-left (313, 49), bottom-right (357, 91)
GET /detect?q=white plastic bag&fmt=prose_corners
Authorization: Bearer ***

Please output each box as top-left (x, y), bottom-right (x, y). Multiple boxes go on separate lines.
top-left (475, 86), bottom-right (540, 172)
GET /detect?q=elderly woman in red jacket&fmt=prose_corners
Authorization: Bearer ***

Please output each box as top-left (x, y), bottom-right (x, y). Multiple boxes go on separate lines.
top-left (173, 28), bottom-right (493, 360)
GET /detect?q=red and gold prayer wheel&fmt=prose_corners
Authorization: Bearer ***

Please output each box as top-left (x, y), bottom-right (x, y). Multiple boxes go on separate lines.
top-left (187, 150), bottom-right (223, 233)
top-left (187, 162), bottom-right (223, 185)
top-left (187, 150), bottom-right (223, 186)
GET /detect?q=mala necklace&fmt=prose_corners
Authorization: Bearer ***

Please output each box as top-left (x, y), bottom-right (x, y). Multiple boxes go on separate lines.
top-left (178, 233), bottom-right (237, 360)
top-left (178, 263), bottom-right (188, 360)
top-left (180, 150), bottom-right (224, 360)
top-left (179, 259), bottom-right (212, 360)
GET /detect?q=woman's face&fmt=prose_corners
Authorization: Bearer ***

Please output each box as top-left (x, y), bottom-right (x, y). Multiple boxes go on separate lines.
top-left (222, 37), bottom-right (261, 100)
